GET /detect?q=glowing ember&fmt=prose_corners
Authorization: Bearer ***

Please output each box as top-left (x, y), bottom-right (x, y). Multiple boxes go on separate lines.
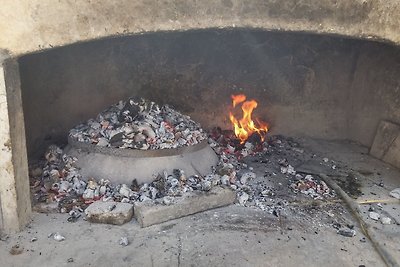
top-left (229, 94), bottom-right (269, 144)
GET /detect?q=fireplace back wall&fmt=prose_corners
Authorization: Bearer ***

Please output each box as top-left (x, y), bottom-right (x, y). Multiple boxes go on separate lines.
top-left (18, 29), bottom-right (400, 158)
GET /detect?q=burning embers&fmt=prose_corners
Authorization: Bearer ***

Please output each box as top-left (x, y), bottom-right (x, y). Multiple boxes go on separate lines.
top-left (30, 95), bottom-right (341, 228)
top-left (69, 94), bottom-right (268, 150)
top-left (229, 94), bottom-right (269, 144)
top-left (69, 98), bottom-right (207, 150)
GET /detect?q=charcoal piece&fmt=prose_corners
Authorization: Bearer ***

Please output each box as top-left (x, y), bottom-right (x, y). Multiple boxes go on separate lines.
top-left (247, 132), bottom-right (262, 146)
top-left (131, 179), bottom-right (140, 192)
top-left (337, 229), bottom-right (356, 237)
top-left (109, 132), bottom-right (125, 146)
top-left (70, 97), bottom-right (207, 150)
top-left (152, 174), bottom-right (166, 193)
top-left (172, 169), bottom-right (182, 179)
top-left (118, 100), bottom-right (140, 122)
top-left (45, 145), bottom-right (63, 164)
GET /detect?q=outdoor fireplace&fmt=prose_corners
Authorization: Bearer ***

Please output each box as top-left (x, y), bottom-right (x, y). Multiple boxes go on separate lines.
top-left (7, 28), bottom-right (400, 234)
top-left (16, 29), bottom-right (400, 158)
top-left (1, 0), bottom-right (400, 241)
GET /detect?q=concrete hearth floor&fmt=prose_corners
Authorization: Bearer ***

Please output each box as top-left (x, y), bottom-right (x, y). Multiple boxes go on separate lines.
top-left (1, 138), bottom-right (400, 267)
top-left (0, 205), bottom-right (393, 267)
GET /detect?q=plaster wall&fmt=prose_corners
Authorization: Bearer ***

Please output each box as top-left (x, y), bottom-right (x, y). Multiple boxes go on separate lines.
top-left (349, 43), bottom-right (400, 145)
top-left (2, 0), bottom-right (400, 233)
top-left (0, 58), bottom-right (31, 233)
top-left (17, 30), bottom-right (400, 158)
top-left (1, 0), bottom-right (400, 56)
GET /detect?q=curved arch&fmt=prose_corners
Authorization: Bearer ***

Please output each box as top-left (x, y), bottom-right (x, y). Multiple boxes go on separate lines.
top-left (1, 0), bottom-right (400, 56)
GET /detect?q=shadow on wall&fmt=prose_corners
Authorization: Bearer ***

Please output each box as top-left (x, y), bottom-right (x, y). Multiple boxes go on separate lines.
top-left (18, 28), bottom-right (400, 159)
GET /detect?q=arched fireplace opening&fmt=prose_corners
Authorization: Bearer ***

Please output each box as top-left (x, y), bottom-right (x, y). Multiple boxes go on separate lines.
top-left (0, 29), bottom-right (399, 266)
top-left (17, 29), bottom-right (400, 159)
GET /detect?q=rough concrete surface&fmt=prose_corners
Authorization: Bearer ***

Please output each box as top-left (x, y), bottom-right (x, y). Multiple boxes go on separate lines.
top-left (2, 0), bottom-right (400, 240)
top-left (383, 135), bottom-right (400, 170)
top-left (296, 138), bottom-right (400, 265)
top-left (0, 58), bottom-right (31, 233)
top-left (134, 187), bottom-right (236, 227)
top-left (2, 0), bottom-right (400, 56)
top-left (0, 205), bottom-right (389, 267)
top-left (18, 30), bottom-right (354, 157)
top-left (370, 121), bottom-right (400, 159)
top-left (0, 61), bottom-right (8, 232)
top-left (0, 138), bottom-right (399, 266)
top-left (85, 201), bottom-right (133, 225)
top-left (66, 141), bottom-right (219, 184)
top-left (370, 120), bottom-right (400, 169)
top-left (18, 30), bottom-right (400, 158)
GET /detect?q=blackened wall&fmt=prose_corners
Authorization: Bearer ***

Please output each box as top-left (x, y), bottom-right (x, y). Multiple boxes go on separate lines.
top-left (18, 29), bottom-right (400, 158)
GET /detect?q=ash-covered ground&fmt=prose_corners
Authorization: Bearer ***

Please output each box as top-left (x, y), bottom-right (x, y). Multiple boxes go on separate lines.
top-left (28, 97), bottom-right (398, 239)
top-left (29, 130), bottom-right (355, 234)
top-left (69, 98), bottom-right (207, 150)
top-left (17, 125), bottom-right (400, 267)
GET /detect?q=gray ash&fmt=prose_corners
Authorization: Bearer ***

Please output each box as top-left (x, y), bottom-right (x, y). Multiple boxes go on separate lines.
top-left (69, 98), bottom-right (207, 150)
top-left (31, 125), bottom-right (344, 229)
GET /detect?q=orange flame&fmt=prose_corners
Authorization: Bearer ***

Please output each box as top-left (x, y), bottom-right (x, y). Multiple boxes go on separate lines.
top-left (229, 94), bottom-right (269, 144)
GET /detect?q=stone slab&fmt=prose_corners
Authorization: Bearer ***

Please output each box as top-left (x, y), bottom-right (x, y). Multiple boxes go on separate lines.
top-left (0, 58), bottom-right (31, 233)
top-left (370, 120), bottom-right (400, 169)
top-left (3, 0), bottom-right (400, 56)
top-left (383, 134), bottom-right (400, 169)
top-left (390, 188), bottom-right (400, 199)
top-left (370, 120), bottom-right (400, 159)
top-left (66, 143), bottom-right (219, 184)
top-left (85, 201), bottom-right (134, 225)
top-left (134, 187), bottom-right (236, 228)
top-left (32, 202), bottom-right (59, 213)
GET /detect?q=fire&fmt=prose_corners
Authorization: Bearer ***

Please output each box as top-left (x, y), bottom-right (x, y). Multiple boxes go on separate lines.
top-left (229, 94), bottom-right (269, 144)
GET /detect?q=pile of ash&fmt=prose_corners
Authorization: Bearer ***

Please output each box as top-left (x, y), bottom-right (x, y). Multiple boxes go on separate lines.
top-left (69, 98), bottom-right (207, 150)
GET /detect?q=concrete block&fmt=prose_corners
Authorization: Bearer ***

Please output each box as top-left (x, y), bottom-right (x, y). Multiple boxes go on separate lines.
top-left (0, 58), bottom-right (31, 233)
top-left (370, 120), bottom-right (400, 159)
top-left (32, 202), bottom-right (59, 213)
top-left (66, 140), bottom-right (219, 185)
top-left (383, 134), bottom-right (400, 169)
top-left (134, 187), bottom-right (236, 227)
top-left (85, 201), bottom-right (134, 225)
top-left (370, 120), bottom-right (400, 169)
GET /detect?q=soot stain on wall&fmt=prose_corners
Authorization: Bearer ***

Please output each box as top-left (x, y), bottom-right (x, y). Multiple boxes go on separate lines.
top-left (18, 29), bottom-right (400, 158)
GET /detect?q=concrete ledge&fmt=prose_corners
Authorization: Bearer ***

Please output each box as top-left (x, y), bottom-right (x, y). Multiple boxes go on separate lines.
top-left (66, 142), bottom-right (219, 184)
top-left (383, 135), bottom-right (400, 169)
top-left (370, 120), bottom-right (400, 169)
top-left (0, 57), bottom-right (31, 233)
top-left (85, 201), bottom-right (134, 225)
top-left (134, 187), bottom-right (236, 227)
top-left (3, 0), bottom-right (400, 56)
top-left (68, 136), bottom-right (209, 158)
top-left (370, 121), bottom-right (400, 159)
